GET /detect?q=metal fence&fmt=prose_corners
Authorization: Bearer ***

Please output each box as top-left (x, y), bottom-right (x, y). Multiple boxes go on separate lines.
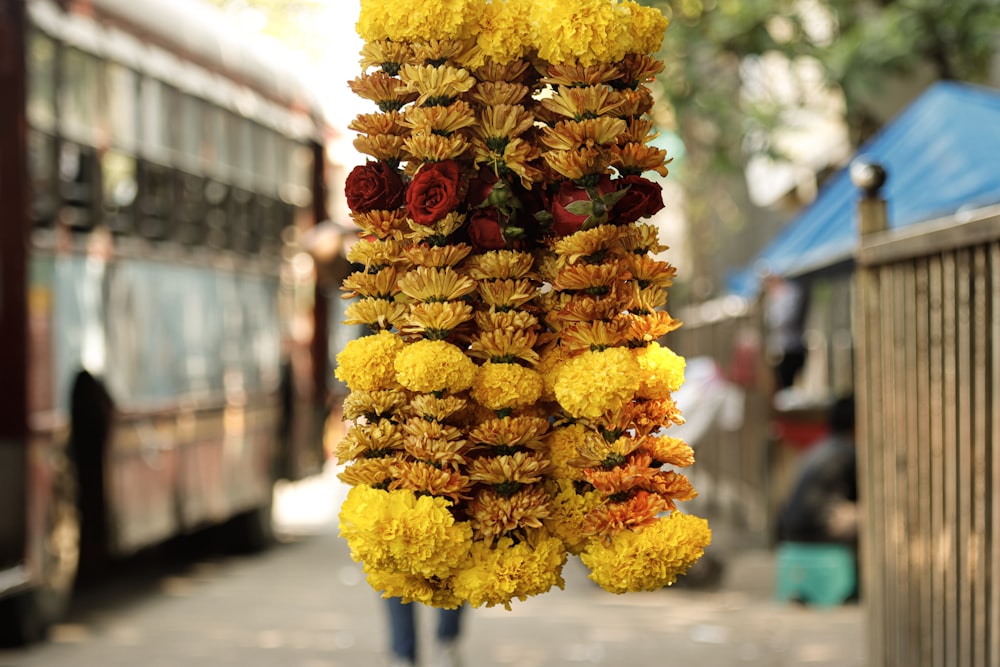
top-left (856, 203), bottom-right (1000, 666)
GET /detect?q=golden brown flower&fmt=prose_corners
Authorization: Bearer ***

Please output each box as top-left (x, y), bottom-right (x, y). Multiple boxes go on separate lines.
top-left (616, 117), bottom-right (657, 146)
top-left (539, 118), bottom-right (627, 152)
top-left (584, 457), bottom-right (663, 496)
top-left (602, 397), bottom-right (686, 436)
top-left (402, 420), bottom-right (468, 467)
top-left (349, 111), bottom-right (409, 137)
top-left (348, 71), bottom-right (418, 111)
top-left (471, 136), bottom-right (542, 186)
top-left (403, 300), bottom-right (475, 339)
top-left (475, 104), bottom-right (535, 141)
top-left (552, 261), bottom-right (623, 295)
top-left (346, 237), bottom-right (408, 271)
top-left (647, 470), bottom-right (698, 507)
top-left (391, 461), bottom-right (471, 502)
top-left (558, 319), bottom-right (628, 353)
top-left (466, 452), bottom-right (552, 485)
top-left (467, 81), bottom-right (531, 108)
top-left (411, 39), bottom-right (478, 68)
top-left (404, 211), bottom-right (467, 243)
top-left (623, 254), bottom-right (677, 289)
top-left (616, 54), bottom-right (665, 88)
top-left (468, 328), bottom-right (540, 364)
top-left (336, 420), bottom-right (406, 461)
top-left (342, 389), bottom-right (409, 423)
top-left (542, 147), bottom-right (613, 181)
top-left (359, 40), bottom-right (416, 74)
top-left (351, 210), bottom-right (410, 239)
top-left (337, 458), bottom-right (398, 488)
top-left (341, 266), bottom-right (401, 300)
top-left (401, 101), bottom-right (477, 136)
top-left (404, 242), bottom-right (473, 268)
top-left (403, 132), bottom-right (471, 163)
top-left (477, 278), bottom-right (538, 311)
top-left (468, 486), bottom-right (551, 539)
top-left (626, 283), bottom-right (669, 314)
top-left (474, 59), bottom-right (533, 85)
top-left (540, 85), bottom-right (624, 121)
top-left (614, 87), bottom-right (655, 118)
top-left (344, 298), bottom-right (409, 331)
top-left (611, 142), bottom-right (670, 177)
top-left (405, 394), bottom-right (468, 422)
top-left (474, 309), bottom-right (539, 333)
top-left (398, 266), bottom-right (478, 302)
top-left (399, 64), bottom-right (476, 106)
top-left (467, 415), bottom-right (549, 449)
top-left (549, 224), bottom-right (623, 266)
top-left (354, 134), bottom-right (410, 163)
top-left (645, 435), bottom-right (695, 468)
top-left (618, 222), bottom-right (668, 255)
top-left (582, 490), bottom-right (666, 536)
top-left (621, 310), bottom-right (684, 345)
top-left (542, 63), bottom-right (620, 88)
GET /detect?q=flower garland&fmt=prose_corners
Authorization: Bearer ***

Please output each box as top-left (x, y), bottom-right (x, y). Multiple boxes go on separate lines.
top-left (337, 0), bottom-right (711, 608)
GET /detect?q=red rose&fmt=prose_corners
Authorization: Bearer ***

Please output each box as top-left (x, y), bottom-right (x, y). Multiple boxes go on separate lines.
top-left (405, 160), bottom-right (464, 225)
top-left (345, 161), bottom-right (405, 213)
top-left (549, 176), bottom-right (616, 236)
top-left (468, 208), bottom-right (507, 251)
top-left (466, 166), bottom-right (500, 208)
top-left (612, 175), bottom-right (665, 224)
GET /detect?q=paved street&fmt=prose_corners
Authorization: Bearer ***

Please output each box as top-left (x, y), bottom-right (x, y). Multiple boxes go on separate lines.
top-left (0, 465), bottom-right (866, 667)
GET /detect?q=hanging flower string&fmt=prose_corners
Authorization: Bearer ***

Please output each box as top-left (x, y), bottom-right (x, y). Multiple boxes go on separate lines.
top-left (337, 0), bottom-right (711, 608)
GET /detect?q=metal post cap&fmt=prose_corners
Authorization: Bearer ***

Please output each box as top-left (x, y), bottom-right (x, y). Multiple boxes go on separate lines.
top-left (849, 159), bottom-right (887, 196)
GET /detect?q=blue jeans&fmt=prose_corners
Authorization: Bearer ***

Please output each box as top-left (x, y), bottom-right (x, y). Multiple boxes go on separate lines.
top-left (385, 597), bottom-right (463, 662)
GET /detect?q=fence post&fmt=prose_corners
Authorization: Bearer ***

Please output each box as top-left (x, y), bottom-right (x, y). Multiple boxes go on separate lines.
top-left (850, 157), bottom-right (887, 666)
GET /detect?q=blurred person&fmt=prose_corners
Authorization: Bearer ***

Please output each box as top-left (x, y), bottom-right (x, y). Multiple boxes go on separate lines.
top-left (385, 598), bottom-right (464, 667)
top-left (778, 394), bottom-right (858, 547)
top-left (762, 272), bottom-right (807, 391)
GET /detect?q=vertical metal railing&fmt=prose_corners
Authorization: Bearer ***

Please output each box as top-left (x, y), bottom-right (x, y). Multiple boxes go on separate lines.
top-left (854, 160), bottom-right (1000, 666)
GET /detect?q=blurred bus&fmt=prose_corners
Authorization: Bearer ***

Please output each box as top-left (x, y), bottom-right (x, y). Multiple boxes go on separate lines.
top-left (0, 0), bottom-right (335, 643)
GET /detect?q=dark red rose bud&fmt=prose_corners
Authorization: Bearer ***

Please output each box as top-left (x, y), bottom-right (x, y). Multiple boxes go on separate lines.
top-left (468, 208), bottom-right (507, 251)
top-left (549, 175), bottom-right (615, 236)
top-left (612, 175), bottom-right (665, 224)
top-left (345, 161), bottom-right (405, 213)
top-left (405, 160), bottom-right (464, 225)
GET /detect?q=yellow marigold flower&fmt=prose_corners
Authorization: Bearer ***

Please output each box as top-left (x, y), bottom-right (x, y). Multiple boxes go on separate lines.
top-left (359, 0), bottom-right (484, 43)
top-left (532, 0), bottom-right (630, 67)
top-left (467, 81), bottom-right (530, 108)
top-left (580, 512), bottom-right (711, 593)
top-left (364, 568), bottom-right (465, 609)
top-left (395, 339), bottom-right (477, 394)
top-left (452, 534), bottom-right (567, 609)
top-left (634, 341), bottom-right (685, 400)
top-left (342, 389), bottom-right (409, 423)
top-left (544, 478), bottom-right (602, 554)
top-left (338, 485), bottom-right (473, 579)
top-left (622, 1), bottom-right (670, 56)
top-left (553, 347), bottom-right (641, 419)
top-left (341, 266), bottom-right (400, 300)
top-left (335, 330), bottom-right (404, 392)
top-left (471, 362), bottom-right (543, 411)
top-left (612, 142), bottom-right (671, 177)
top-left (356, 0), bottom-right (392, 42)
top-left (401, 101), bottom-right (477, 136)
top-left (403, 132), bottom-right (471, 163)
top-left (398, 266), bottom-right (478, 303)
top-left (476, 0), bottom-right (535, 64)
top-left (349, 111), bottom-right (408, 138)
top-left (344, 298), bottom-right (409, 332)
top-left (351, 209), bottom-right (410, 240)
top-left (403, 301), bottom-right (475, 340)
top-left (467, 485), bottom-right (552, 539)
top-left (541, 85), bottom-right (624, 121)
top-left (467, 415), bottom-right (549, 449)
top-left (403, 242), bottom-right (473, 268)
top-left (544, 422), bottom-right (588, 480)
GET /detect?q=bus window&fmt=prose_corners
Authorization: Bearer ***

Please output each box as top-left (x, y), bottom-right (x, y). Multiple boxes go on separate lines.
top-left (58, 141), bottom-right (99, 231)
top-left (101, 151), bottom-right (137, 235)
top-left (27, 30), bottom-right (56, 133)
top-left (137, 161), bottom-right (173, 240)
top-left (176, 172), bottom-right (207, 246)
top-left (105, 63), bottom-right (138, 153)
top-left (59, 48), bottom-right (100, 145)
top-left (140, 77), bottom-right (171, 165)
top-left (28, 131), bottom-right (59, 227)
top-left (178, 93), bottom-right (201, 174)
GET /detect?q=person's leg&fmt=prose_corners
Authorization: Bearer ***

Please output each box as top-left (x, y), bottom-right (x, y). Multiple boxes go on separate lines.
top-left (385, 597), bottom-right (417, 664)
top-left (433, 606), bottom-right (464, 667)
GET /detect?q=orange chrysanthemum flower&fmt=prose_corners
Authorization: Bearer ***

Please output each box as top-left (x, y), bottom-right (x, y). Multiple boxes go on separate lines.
top-left (645, 435), bottom-right (695, 468)
top-left (399, 64), bottom-right (476, 106)
top-left (348, 71), bottom-right (418, 111)
top-left (612, 142), bottom-right (671, 177)
top-left (542, 147), bottom-right (613, 181)
top-left (346, 238), bottom-right (409, 271)
top-left (474, 309), bottom-right (539, 333)
top-left (336, 420), bottom-right (406, 461)
top-left (474, 59), bottom-right (533, 85)
top-left (548, 224), bottom-right (623, 266)
top-left (467, 81), bottom-right (531, 108)
top-left (647, 470), bottom-right (698, 507)
top-left (349, 111), bottom-right (409, 137)
top-left (466, 452), bottom-right (552, 486)
top-left (468, 486), bottom-right (551, 540)
top-left (584, 457), bottom-right (663, 497)
top-left (616, 54), bottom-right (665, 88)
top-left (541, 63), bottom-right (620, 88)
top-left (390, 461), bottom-right (471, 502)
top-left (623, 254), bottom-right (677, 289)
top-left (626, 283), bottom-right (668, 314)
top-left (467, 415), bottom-right (549, 449)
top-left (359, 40), bottom-right (416, 74)
top-left (583, 490), bottom-right (667, 537)
top-left (337, 458), bottom-right (398, 488)
top-left (620, 311), bottom-right (684, 346)
top-left (558, 319), bottom-right (629, 353)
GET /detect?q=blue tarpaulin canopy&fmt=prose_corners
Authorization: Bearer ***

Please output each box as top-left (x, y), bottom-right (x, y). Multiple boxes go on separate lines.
top-left (727, 81), bottom-right (1000, 298)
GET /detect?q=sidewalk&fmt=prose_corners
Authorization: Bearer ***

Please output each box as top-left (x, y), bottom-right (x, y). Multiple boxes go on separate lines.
top-left (275, 464), bottom-right (868, 667)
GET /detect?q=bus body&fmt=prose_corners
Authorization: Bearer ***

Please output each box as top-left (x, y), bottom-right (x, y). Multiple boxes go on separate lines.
top-left (0, 0), bottom-right (333, 643)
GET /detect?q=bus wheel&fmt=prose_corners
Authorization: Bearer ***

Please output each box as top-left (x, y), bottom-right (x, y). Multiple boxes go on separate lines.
top-left (0, 458), bottom-right (81, 646)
